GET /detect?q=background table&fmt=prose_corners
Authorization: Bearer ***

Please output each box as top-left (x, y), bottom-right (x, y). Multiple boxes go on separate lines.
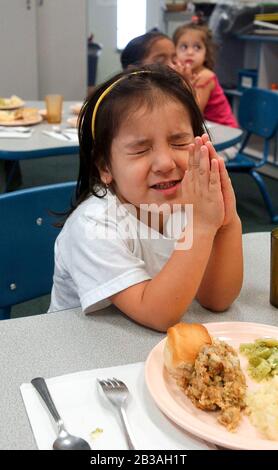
top-left (0, 231), bottom-right (276, 450)
top-left (0, 104), bottom-right (242, 192)
top-left (0, 106), bottom-right (242, 158)
top-left (0, 101), bottom-right (79, 192)
top-left (0, 101), bottom-right (78, 160)
top-left (207, 121), bottom-right (242, 152)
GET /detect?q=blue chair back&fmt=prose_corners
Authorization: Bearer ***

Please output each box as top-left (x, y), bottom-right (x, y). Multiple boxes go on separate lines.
top-left (0, 182), bottom-right (76, 319)
top-left (226, 88), bottom-right (278, 223)
top-left (238, 88), bottom-right (278, 139)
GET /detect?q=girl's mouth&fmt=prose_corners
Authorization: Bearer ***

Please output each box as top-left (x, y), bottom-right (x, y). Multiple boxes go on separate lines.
top-left (150, 180), bottom-right (181, 195)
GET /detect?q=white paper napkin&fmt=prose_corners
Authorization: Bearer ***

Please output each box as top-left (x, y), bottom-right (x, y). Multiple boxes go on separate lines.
top-left (42, 129), bottom-right (78, 142)
top-left (20, 362), bottom-right (215, 450)
top-left (0, 127), bottom-right (33, 138)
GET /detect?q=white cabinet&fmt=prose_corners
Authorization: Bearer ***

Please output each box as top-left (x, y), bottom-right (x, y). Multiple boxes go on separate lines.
top-left (36, 0), bottom-right (87, 99)
top-left (0, 0), bottom-right (87, 100)
top-left (0, 0), bottom-right (38, 98)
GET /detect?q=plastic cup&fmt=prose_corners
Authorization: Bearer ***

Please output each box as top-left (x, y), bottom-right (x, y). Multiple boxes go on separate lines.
top-left (45, 95), bottom-right (63, 124)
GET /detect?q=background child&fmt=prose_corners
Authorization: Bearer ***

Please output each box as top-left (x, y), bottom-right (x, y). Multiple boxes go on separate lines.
top-left (121, 30), bottom-right (177, 69)
top-left (121, 30), bottom-right (198, 85)
top-left (49, 65), bottom-right (243, 332)
top-left (173, 23), bottom-right (238, 128)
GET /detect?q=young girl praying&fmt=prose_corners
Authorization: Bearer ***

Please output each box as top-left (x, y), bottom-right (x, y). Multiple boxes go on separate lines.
top-left (49, 65), bottom-right (243, 331)
top-left (173, 23), bottom-right (238, 127)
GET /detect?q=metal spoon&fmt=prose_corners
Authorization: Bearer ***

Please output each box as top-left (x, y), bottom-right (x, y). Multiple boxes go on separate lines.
top-left (31, 377), bottom-right (91, 450)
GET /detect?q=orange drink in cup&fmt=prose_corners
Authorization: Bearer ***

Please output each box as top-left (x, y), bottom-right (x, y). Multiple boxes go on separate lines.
top-left (45, 95), bottom-right (63, 124)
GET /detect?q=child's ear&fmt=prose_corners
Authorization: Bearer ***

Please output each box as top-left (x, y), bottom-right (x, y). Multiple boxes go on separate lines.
top-left (99, 165), bottom-right (113, 185)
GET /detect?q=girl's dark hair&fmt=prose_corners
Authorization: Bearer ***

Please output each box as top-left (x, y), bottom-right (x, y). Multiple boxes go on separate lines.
top-left (67, 64), bottom-right (206, 221)
top-left (173, 23), bottom-right (216, 70)
top-left (120, 31), bottom-right (170, 69)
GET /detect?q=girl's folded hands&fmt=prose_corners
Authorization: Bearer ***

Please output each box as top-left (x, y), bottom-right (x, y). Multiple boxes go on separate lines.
top-left (200, 134), bottom-right (239, 228)
top-left (181, 137), bottom-right (225, 232)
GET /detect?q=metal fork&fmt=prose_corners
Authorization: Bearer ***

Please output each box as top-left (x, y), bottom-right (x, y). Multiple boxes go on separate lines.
top-left (97, 377), bottom-right (137, 450)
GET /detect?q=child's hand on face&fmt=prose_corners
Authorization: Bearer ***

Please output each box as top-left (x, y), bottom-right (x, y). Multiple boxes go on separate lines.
top-left (181, 137), bottom-right (224, 232)
top-left (200, 134), bottom-right (238, 228)
top-left (172, 61), bottom-right (200, 87)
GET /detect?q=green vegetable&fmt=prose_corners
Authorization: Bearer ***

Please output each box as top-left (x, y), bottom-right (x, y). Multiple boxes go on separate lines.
top-left (257, 338), bottom-right (278, 348)
top-left (240, 337), bottom-right (278, 382)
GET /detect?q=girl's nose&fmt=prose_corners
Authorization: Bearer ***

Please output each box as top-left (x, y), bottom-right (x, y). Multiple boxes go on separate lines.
top-left (151, 150), bottom-right (176, 174)
top-left (186, 46), bottom-right (194, 55)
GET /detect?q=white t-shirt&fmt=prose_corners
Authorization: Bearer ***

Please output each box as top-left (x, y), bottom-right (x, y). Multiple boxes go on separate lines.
top-left (49, 192), bottom-right (179, 313)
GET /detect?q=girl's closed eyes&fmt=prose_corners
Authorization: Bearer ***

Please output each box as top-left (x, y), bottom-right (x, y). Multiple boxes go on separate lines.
top-left (128, 148), bottom-right (151, 156)
top-left (169, 132), bottom-right (193, 150)
top-left (172, 143), bottom-right (190, 148)
top-left (125, 139), bottom-right (152, 156)
top-left (128, 142), bottom-right (190, 156)
top-left (153, 54), bottom-right (168, 64)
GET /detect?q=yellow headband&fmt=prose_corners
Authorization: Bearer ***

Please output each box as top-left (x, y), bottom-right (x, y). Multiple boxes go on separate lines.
top-left (91, 71), bottom-right (151, 140)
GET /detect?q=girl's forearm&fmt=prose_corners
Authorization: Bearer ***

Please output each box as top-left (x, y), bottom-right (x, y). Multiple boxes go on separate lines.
top-left (196, 216), bottom-right (243, 311)
top-left (139, 227), bottom-right (217, 330)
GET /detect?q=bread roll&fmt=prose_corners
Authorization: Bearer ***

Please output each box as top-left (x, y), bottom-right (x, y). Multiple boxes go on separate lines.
top-left (0, 110), bottom-right (14, 122)
top-left (164, 322), bottom-right (212, 386)
top-left (14, 107), bottom-right (39, 120)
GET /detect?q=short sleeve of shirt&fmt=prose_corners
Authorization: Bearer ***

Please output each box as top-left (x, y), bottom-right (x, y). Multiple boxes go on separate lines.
top-left (65, 207), bottom-right (151, 313)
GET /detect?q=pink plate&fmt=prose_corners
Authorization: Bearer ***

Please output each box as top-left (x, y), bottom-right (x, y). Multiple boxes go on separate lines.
top-left (145, 321), bottom-right (278, 450)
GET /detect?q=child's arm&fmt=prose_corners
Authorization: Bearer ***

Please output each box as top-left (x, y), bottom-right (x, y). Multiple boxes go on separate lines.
top-left (174, 62), bottom-right (200, 88)
top-left (195, 137), bottom-right (243, 310)
top-left (110, 143), bottom-right (224, 332)
top-left (175, 64), bottom-right (215, 113)
top-left (196, 216), bottom-right (243, 311)
top-left (194, 70), bottom-right (215, 113)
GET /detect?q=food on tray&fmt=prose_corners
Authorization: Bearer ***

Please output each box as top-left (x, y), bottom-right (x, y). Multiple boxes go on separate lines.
top-left (246, 376), bottom-right (278, 440)
top-left (240, 338), bottom-right (278, 381)
top-left (186, 339), bottom-right (246, 431)
top-left (0, 107), bottom-right (40, 123)
top-left (14, 107), bottom-right (40, 120)
top-left (0, 110), bottom-right (15, 122)
top-left (164, 323), bottom-right (212, 387)
top-left (164, 323), bottom-right (246, 431)
top-left (0, 95), bottom-right (24, 108)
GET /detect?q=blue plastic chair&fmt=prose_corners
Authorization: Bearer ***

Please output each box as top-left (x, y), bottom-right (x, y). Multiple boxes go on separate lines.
top-left (0, 181), bottom-right (76, 320)
top-left (225, 88), bottom-right (278, 223)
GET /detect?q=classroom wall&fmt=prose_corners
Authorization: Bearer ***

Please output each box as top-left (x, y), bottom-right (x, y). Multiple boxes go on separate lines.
top-left (87, 0), bottom-right (164, 84)
top-left (87, 0), bottom-right (278, 84)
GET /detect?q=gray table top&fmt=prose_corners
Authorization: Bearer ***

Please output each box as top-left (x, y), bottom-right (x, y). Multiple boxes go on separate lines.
top-left (0, 103), bottom-right (242, 157)
top-left (0, 101), bottom-right (78, 158)
top-left (0, 231), bottom-right (277, 450)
